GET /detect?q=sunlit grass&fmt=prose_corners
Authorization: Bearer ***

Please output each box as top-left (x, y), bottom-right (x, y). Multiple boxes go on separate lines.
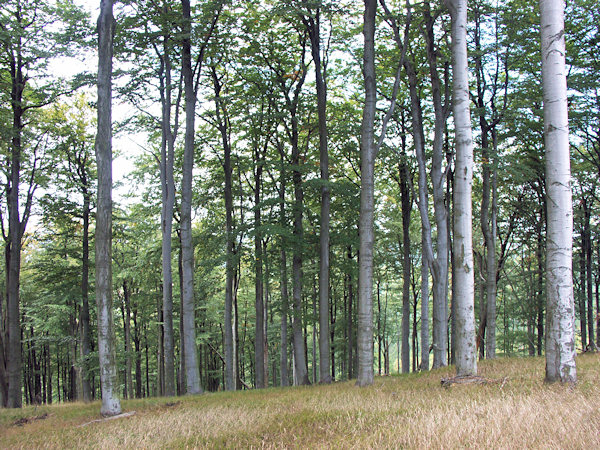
top-left (1, 353), bottom-right (599, 448)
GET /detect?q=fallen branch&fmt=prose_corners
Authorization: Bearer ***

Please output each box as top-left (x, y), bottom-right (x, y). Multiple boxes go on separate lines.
top-left (78, 411), bottom-right (136, 428)
top-left (12, 413), bottom-right (51, 427)
top-left (441, 375), bottom-right (509, 388)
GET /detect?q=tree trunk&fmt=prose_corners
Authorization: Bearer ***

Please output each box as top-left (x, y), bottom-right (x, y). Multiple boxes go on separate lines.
top-left (583, 200), bottom-right (595, 349)
top-left (400, 165), bottom-right (411, 374)
top-left (211, 67), bottom-right (235, 391)
top-left (5, 22), bottom-right (25, 411)
top-left (446, 0), bottom-right (477, 376)
top-left (275, 154), bottom-right (290, 387)
top-left (424, 2), bottom-right (449, 369)
top-left (79, 192), bottom-right (92, 401)
top-left (290, 110), bottom-right (309, 387)
top-left (304, 7), bottom-right (332, 385)
top-left (356, 0), bottom-right (376, 387)
top-left (95, 0), bottom-right (121, 416)
top-left (123, 281), bottom-right (134, 399)
top-left (254, 147), bottom-right (265, 389)
top-left (180, 0), bottom-right (201, 394)
top-left (540, 0), bottom-right (576, 383)
top-left (158, 29), bottom-right (177, 399)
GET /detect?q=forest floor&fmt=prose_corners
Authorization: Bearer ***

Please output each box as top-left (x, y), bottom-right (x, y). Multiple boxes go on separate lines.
top-left (1, 353), bottom-right (599, 449)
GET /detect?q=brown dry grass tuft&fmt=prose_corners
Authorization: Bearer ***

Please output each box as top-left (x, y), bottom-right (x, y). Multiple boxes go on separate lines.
top-left (1, 353), bottom-right (599, 449)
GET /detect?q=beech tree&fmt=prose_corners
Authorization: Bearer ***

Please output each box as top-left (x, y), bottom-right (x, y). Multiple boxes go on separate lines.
top-left (95, 0), bottom-right (121, 416)
top-left (539, 0), bottom-right (576, 383)
top-left (446, 0), bottom-right (477, 376)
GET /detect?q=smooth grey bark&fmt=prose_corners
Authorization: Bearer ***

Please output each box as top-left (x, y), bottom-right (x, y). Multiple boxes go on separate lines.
top-left (423, 2), bottom-right (450, 369)
top-left (302, 5), bottom-right (332, 385)
top-left (95, 0), bottom-right (121, 416)
top-left (403, 58), bottom-right (432, 371)
top-left (539, 0), bottom-right (576, 383)
top-left (180, 0), bottom-right (202, 394)
top-left (446, 0), bottom-right (477, 377)
top-left (356, 0), bottom-right (376, 387)
top-left (210, 67), bottom-right (235, 391)
top-left (158, 27), bottom-right (177, 399)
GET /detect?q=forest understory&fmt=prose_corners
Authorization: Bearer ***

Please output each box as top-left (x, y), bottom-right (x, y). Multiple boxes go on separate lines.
top-left (1, 353), bottom-right (598, 449)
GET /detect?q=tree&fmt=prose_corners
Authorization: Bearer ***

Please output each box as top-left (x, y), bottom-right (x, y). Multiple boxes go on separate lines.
top-left (300, 0), bottom-right (332, 385)
top-left (539, 0), bottom-right (576, 383)
top-left (446, 0), bottom-right (477, 376)
top-left (95, 0), bottom-right (121, 416)
top-left (356, 0), bottom-right (376, 387)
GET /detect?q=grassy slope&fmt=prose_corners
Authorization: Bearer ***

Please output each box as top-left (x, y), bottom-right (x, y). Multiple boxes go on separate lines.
top-left (1, 353), bottom-right (599, 449)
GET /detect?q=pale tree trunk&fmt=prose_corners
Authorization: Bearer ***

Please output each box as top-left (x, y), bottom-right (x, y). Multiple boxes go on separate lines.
top-left (180, 0), bottom-right (201, 394)
top-left (446, 0), bottom-right (477, 377)
top-left (356, 0), bottom-right (376, 387)
top-left (95, 0), bottom-right (121, 416)
top-left (539, 0), bottom-right (576, 384)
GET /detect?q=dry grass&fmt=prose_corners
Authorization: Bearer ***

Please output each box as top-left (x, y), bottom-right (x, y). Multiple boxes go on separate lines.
top-left (1, 353), bottom-right (599, 449)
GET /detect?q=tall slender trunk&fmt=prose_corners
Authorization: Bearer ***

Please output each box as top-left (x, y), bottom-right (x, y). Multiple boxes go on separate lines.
top-left (123, 281), bottom-right (134, 399)
top-left (158, 31), bottom-right (177, 398)
top-left (304, 7), bottom-right (332, 385)
top-left (404, 57), bottom-right (432, 371)
top-left (584, 200), bottom-right (595, 349)
top-left (5, 23), bottom-right (26, 410)
top-left (356, 0), bottom-right (376, 387)
top-left (400, 157), bottom-right (411, 374)
top-left (579, 234), bottom-right (587, 349)
top-left (537, 227), bottom-right (544, 355)
top-left (279, 157), bottom-right (290, 387)
top-left (95, 0), bottom-right (121, 416)
top-left (347, 247), bottom-right (354, 378)
top-left (80, 192), bottom-right (92, 401)
top-left (424, 2), bottom-right (449, 369)
top-left (473, 5), bottom-right (499, 360)
top-left (254, 150), bottom-right (265, 389)
top-left (446, 0), bottom-right (477, 377)
top-left (291, 158), bottom-right (309, 385)
top-left (540, 0), bottom-right (576, 384)
top-left (180, 0), bottom-right (201, 394)
top-left (211, 68), bottom-right (235, 391)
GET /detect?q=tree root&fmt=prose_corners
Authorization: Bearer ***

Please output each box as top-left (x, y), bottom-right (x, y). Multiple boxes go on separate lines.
top-left (78, 411), bottom-right (136, 427)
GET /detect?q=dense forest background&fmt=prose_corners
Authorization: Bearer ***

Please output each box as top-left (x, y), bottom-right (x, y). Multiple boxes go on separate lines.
top-left (0, 0), bottom-right (597, 406)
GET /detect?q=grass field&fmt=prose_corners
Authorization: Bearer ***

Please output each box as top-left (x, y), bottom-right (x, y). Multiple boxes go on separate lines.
top-left (1, 353), bottom-right (599, 449)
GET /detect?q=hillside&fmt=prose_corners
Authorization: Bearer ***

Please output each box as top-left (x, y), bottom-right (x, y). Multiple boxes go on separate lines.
top-left (1, 354), bottom-right (599, 448)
